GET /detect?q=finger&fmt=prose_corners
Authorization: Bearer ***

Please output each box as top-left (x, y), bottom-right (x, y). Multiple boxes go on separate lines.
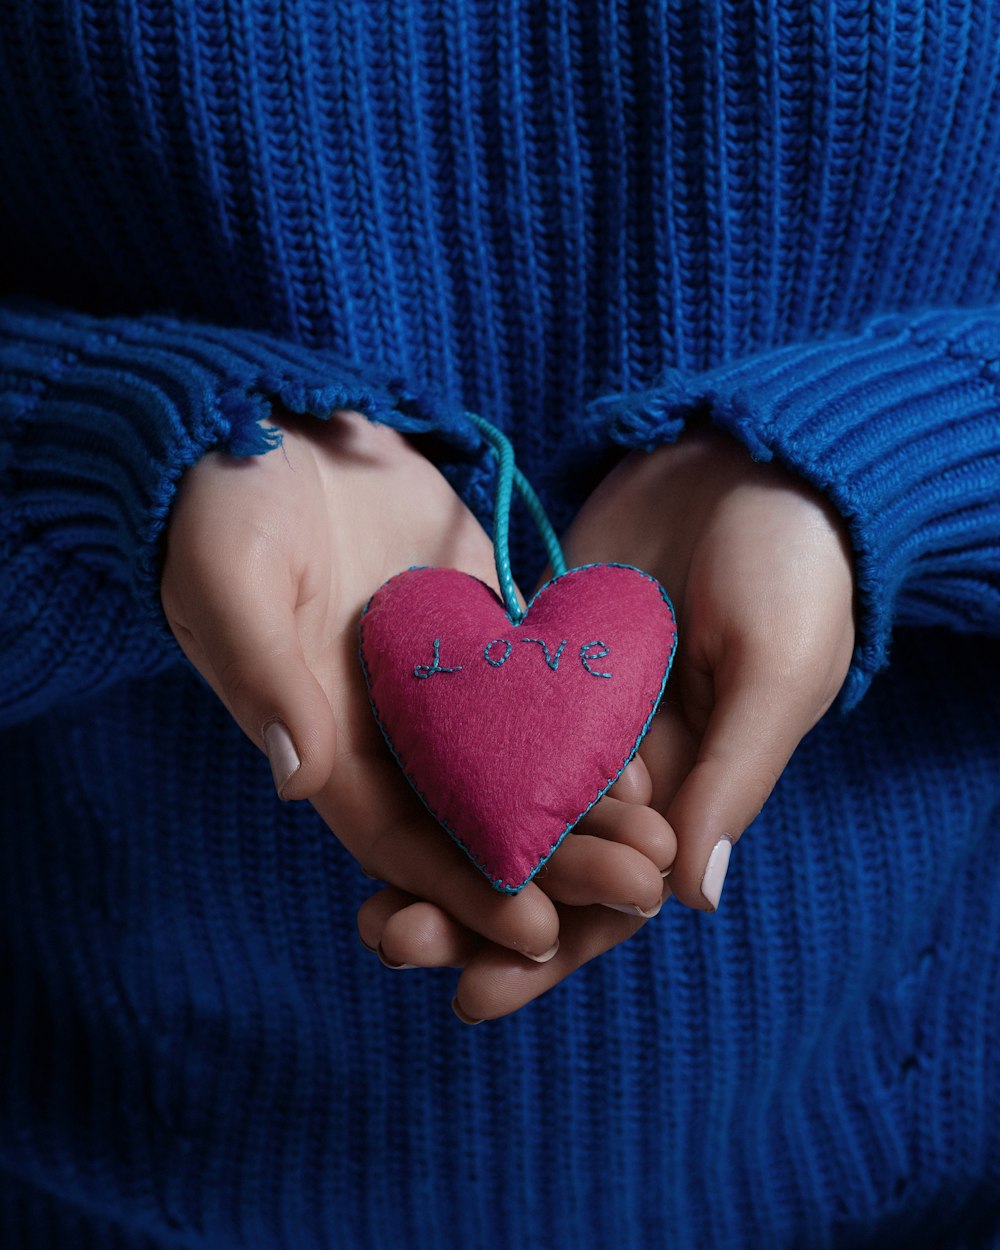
top-left (315, 749), bottom-right (562, 961)
top-left (452, 885), bottom-right (671, 1023)
top-left (180, 539), bottom-right (337, 802)
top-left (663, 659), bottom-right (815, 913)
top-left (635, 705), bottom-right (698, 817)
top-left (571, 794), bottom-right (675, 876)
top-left (378, 900), bottom-right (483, 969)
top-left (530, 829), bottom-right (665, 914)
top-left (606, 753), bottom-right (653, 804)
top-left (677, 637), bottom-right (716, 739)
top-left (356, 883), bottom-right (421, 951)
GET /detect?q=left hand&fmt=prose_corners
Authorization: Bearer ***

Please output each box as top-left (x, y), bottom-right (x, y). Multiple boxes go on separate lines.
top-left (540, 417), bottom-right (858, 913)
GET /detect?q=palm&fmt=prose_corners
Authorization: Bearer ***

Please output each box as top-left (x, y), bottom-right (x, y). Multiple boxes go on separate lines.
top-left (164, 406), bottom-right (567, 955)
top-left (551, 423), bottom-right (857, 909)
top-left (260, 408), bottom-right (506, 775)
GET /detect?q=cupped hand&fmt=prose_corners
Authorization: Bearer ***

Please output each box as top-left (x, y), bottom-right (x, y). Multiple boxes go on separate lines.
top-left (160, 404), bottom-right (671, 969)
top-left (560, 418), bottom-right (858, 913)
top-left (360, 418), bottom-right (856, 1022)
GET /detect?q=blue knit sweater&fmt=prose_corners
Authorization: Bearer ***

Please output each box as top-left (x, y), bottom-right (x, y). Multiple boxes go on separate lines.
top-left (2, 3), bottom-right (999, 1247)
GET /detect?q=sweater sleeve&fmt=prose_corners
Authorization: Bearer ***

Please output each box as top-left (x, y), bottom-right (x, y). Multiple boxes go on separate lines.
top-left (0, 298), bottom-right (484, 729)
top-left (583, 304), bottom-right (1000, 716)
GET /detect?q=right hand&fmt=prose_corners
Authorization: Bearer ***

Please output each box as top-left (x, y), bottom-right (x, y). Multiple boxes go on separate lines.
top-left (160, 405), bottom-right (673, 966)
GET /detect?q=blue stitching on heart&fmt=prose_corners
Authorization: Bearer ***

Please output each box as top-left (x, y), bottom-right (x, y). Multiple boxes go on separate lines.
top-left (579, 640), bottom-right (612, 678)
top-left (483, 638), bottom-right (512, 667)
top-left (413, 637), bottom-right (463, 679)
top-left (519, 637), bottom-right (567, 670)
top-left (357, 561), bottom-right (679, 894)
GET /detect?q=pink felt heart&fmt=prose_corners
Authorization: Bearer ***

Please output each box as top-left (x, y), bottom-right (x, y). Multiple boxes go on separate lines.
top-left (357, 562), bottom-right (678, 893)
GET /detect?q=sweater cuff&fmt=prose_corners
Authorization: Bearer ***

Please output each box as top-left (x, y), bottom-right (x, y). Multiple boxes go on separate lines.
top-left (584, 307), bottom-right (1000, 715)
top-left (1, 300), bottom-right (485, 654)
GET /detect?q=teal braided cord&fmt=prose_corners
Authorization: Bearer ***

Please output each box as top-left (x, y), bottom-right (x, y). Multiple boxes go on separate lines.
top-left (466, 413), bottom-right (567, 623)
top-left (513, 464), bottom-right (567, 580)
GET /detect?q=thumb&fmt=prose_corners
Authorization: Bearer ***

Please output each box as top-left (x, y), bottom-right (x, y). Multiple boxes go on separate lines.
top-left (183, 556), bottom-right (337, 803)
top-left (664, 664), bottom-right (810, 913)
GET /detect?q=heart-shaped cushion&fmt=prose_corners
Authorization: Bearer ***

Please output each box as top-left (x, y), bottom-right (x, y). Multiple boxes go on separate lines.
top-left (357, 562), bottom-right (678, 893)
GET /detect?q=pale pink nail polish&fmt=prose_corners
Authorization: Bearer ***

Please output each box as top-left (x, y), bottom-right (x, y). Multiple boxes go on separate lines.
top-left (521, 940), bottom-right (559, 963)
top-left (701, 835), bottom-right (734, 911)
top-left (603, 899), bottom-right (664, 919)
top-left (452, 996), bottom-right (484, 1025)
top-left (263, 721), bottom-right (300, 798)
top-left (377, 943), bottom-right (417, 970)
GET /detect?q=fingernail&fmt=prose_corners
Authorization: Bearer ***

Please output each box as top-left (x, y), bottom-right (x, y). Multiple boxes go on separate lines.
top-left (701, 835), bottom-right (734, 912)
top-left (377, 942), bottom-right (417, 970)
top-left (661, 867), bottom-right (672, 878)
top-left (359, 935), bottom-right (378, 953)
top-left (521, 940), bottom-right (559, 964)
top-left (452, 996), bottom-right (484, 1025)
top-left (603, 899), bottom-right (664, 919)
top-left (263, 721), bottom-right (300, 799)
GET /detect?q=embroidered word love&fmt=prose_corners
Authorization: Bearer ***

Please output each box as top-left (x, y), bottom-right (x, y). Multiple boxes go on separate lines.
top-left (358, 563), bottom-right (678, 893)
top-left (413, 636), bottom-right (613, 680)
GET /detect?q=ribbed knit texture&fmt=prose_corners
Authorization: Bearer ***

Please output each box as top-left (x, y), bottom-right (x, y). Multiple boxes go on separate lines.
top-left (0, 2), bottom-right (998, 1247)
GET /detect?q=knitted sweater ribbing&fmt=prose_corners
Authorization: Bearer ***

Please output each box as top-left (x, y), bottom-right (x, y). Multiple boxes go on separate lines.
top-left (1, 4), bottom-right (999, 1247)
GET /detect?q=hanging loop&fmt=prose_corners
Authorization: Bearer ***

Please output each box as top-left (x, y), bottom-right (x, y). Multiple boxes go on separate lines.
top-left (467, 412), bottom-right (567, 624)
